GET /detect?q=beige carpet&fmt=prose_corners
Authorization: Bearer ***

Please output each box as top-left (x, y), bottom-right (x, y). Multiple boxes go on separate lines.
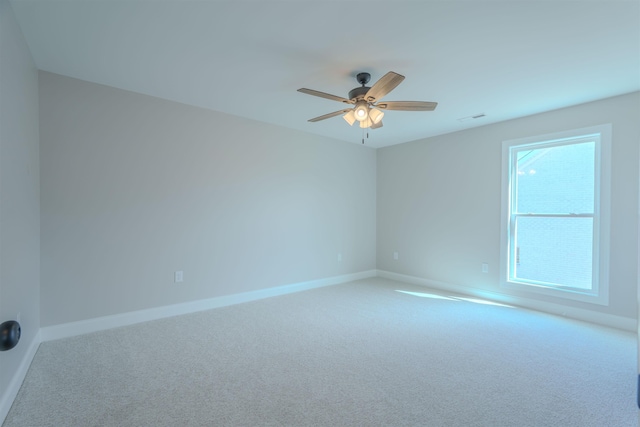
top-left (3, 278), bottom-right (637, 426)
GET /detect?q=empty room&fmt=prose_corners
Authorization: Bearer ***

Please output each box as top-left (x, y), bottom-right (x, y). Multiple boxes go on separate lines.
top-left (1, 0), bottom-right (639, 426)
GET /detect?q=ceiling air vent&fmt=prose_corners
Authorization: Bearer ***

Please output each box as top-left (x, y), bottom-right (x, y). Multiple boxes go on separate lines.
top-left (458, 113), bottom-right (486, 122)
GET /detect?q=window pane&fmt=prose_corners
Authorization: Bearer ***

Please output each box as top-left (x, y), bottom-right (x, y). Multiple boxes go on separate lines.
top-left (515, 142), bottom-right (595, 214)
top-left (513, 216), bottom-right (593, 290)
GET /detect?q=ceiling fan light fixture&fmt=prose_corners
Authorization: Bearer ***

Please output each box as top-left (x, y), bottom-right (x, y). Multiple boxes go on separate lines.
top-left (369, 107), bottom-right (384, 124)
top-left (359, 117), bottom-right (373, 128)
top-left (353, 100), bottom-right (369, 122)
top-left (343, 110), bottom-right (356, 126)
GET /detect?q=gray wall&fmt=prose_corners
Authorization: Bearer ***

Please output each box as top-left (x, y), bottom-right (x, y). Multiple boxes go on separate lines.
top-left (377, 92), bottom-right (639, 323)
top-left (0, 0), bottom-right (40, 414)
top-left (39, 72), bottom-right (377, 327)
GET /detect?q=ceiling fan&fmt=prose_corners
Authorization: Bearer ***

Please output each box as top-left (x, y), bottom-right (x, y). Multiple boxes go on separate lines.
top-left (297, 71), bottom-right (437, 129)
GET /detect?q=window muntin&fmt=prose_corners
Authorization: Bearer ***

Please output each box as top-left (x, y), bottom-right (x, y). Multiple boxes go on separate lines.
top-left (500, 125), bottom-right (610, 305)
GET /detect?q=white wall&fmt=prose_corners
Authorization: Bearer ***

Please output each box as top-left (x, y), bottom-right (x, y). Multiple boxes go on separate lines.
top-left (377, 92), bottom-right (640, 327)
top-left (39, 72), bottom-right (377, 327)
top-left (0, 0), bottom-right (41, 420)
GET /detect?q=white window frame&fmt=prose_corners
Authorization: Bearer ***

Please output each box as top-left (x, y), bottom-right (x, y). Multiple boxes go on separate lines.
top-left (499, 124), bottom-right (611, 305)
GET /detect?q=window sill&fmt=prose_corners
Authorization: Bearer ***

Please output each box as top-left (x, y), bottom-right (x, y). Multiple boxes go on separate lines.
top-left (501, 279), bottom-right (609, 306)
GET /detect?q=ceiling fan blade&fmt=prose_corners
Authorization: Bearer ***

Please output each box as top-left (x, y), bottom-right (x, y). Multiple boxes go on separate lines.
top-left (297, 88), bottom-right (352, 104)
top-left (377, 101), bottom-right (438, 111)
top-left (308, 109), bottom-right (352, 122)
top-left (364, 72), bottom-right (405, 103)
top-left (371, 120), bottom-right (383, 129)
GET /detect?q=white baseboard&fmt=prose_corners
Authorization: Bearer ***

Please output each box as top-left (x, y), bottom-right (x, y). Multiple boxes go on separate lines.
top-left (377, 270), bottom-right (636, 332)
top-left (41, 270), bottom-right (377, 342)
top-left (0, 330), bottom-right (41, 425)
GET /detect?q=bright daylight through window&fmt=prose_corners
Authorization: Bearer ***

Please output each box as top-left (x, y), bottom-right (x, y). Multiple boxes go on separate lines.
top-left (500, 125), bottom-right (611, 305)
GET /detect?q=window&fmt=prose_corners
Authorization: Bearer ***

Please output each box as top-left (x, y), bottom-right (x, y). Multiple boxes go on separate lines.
top-left (500, 125), bottom-right (611, 305)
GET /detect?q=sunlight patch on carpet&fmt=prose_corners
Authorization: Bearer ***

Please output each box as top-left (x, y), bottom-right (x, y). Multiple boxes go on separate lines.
top-left (395, 290), bottom-right (514, 308)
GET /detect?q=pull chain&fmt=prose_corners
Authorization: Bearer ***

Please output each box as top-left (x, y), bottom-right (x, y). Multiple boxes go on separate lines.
top-left (361, 128), bottom-right (370, 144)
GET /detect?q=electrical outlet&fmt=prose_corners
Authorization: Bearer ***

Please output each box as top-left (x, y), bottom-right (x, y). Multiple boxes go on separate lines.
top-left (175, 271), bottom-right (184, 283)
top-left (482, 263), bottom-right (489, 273)
top-left (337, 253), bottom-right (342, 262)
top-left (393, 251), bottom-right (399, 260)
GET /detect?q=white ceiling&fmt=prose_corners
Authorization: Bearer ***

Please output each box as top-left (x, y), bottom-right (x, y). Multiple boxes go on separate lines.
top-left (10, 0), bottom-right (640, 148)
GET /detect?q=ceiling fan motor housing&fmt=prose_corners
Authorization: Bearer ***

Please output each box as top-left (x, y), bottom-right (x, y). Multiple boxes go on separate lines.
top-left (348, 86), bottom-right (370, 101)
top-left (350, 72), bottom-right (372, 101)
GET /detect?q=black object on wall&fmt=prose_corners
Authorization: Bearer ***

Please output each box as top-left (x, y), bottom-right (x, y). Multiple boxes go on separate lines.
top-left (0, 320), bottom-right (21, 351)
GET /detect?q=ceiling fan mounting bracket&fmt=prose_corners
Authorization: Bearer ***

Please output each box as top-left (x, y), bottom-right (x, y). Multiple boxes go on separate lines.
top-left (356, 72), bottom-right (371, 86)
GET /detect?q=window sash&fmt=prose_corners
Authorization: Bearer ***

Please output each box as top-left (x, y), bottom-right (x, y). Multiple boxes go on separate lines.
top-left (508, 214), bottom-right (596, 292)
